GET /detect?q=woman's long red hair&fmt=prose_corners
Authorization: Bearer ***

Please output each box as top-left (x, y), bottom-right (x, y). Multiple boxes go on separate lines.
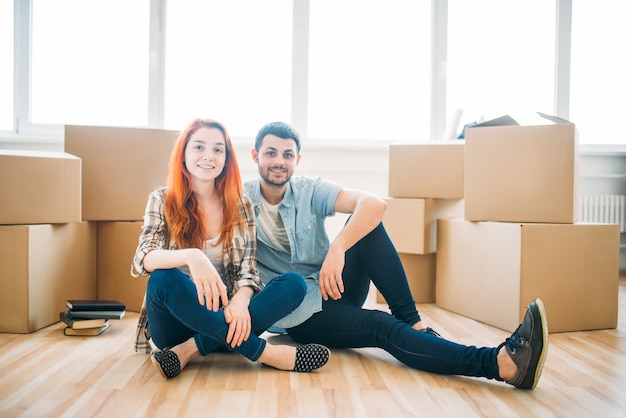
top-left (164, 118), bottom-right (245, 251)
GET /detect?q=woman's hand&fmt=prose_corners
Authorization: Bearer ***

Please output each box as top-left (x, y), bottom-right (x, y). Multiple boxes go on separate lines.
top-left (186, 249), bottom-right (228, 311)
top-left (223, 287), bottom-right (254, 347)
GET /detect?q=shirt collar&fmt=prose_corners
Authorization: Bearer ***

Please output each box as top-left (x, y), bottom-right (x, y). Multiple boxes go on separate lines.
top-left (248, 178), bottom-right (294, 210)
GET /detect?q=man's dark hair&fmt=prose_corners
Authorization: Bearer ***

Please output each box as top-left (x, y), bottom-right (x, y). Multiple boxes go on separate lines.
top-left (254, 121), bottom-right (301, 153)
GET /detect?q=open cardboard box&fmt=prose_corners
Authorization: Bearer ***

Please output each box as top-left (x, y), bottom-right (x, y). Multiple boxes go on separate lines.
top-left (464, 112), bottom-right (578, 223)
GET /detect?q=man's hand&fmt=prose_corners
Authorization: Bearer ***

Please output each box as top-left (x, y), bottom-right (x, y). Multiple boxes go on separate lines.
top-left (320, 188), bottom-right (386, 301)
top-left (319, 245), bottom-right (345, 300)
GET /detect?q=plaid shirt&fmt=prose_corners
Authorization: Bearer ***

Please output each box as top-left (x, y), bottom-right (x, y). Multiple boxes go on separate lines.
top-left (131, 187), bottom-right (261, 353)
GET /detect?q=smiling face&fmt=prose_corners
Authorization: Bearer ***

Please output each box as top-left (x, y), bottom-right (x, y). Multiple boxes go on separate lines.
top-left (184, 127), bottom-right (227, 186)
top-left (252, 133), bottom-right (300, 188)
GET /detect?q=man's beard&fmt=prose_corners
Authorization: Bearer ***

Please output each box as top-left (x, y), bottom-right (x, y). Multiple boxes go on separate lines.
top-left (260, 166), bottom-right (290, 187)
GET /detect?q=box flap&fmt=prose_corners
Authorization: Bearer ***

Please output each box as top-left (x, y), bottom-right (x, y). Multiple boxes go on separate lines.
top-left (536, 112), bottom-right (572, 124)
top-left (473, 112), bottom-right (572, 128)
top-left (475, 115), bottom-right (519, 127)
top-left (0, 150), bottom-right (80, 160)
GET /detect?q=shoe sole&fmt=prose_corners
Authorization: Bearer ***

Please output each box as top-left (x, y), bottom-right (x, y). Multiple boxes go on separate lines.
top-left (528, 298), bottom-right (549, 389)
top-left (151, 349), bottom-right (181, 379)
top-left (151, 352), bottom-right (169, 379)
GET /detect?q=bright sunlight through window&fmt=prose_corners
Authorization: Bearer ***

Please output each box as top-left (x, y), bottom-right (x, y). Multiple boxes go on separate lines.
top-left (31, 0), bottom-right (149, 127)
top-left (164, 0), bottom-right (292, 138)
top-left (308, 0), bottom-right (431, 141)
top-left (447, 0), bottom-right (555, 134)
top-left (0, 0), bottom-right (13, 131)
top-left (570, 0), bottom-right (626, 145)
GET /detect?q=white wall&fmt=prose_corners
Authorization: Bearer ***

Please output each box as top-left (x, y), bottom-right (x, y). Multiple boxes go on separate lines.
top-left (578, 151), bottom-right (626, 268)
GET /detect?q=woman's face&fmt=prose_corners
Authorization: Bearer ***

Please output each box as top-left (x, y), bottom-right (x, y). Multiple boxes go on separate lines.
top-left (184, 127), bottom-right (227, 185)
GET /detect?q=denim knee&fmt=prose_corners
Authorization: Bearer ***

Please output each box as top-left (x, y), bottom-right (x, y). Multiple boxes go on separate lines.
top-left (148, 267), bottom-right (176, 284)
top-left (274, 272), bottom-right (307, 298)
top-left (263, 272), bottom-right (307, 313)
top-left (146, 268), bottom-right (183, 297)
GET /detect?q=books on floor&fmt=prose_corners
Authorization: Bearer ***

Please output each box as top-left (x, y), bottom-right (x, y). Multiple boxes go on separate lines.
top-left (66, 299), bottom-right (126, 311)
top-left (60, 311), bottom-right (108, 329)
top-left (61, 299), bottom-right (126, 336)
top-left (66, 299), bottom-right (126, 319)
top-left (66, 310), bottom-right (126, 320)
top-left (63, 322), bottom-right (111, 336)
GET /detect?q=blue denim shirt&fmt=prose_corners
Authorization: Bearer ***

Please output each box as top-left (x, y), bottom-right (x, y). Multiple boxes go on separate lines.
top-left (244, 176), bottom-right (342, 328)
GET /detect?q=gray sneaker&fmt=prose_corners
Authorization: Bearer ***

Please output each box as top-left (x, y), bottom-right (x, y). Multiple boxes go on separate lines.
top-left (502, 298), bottom-right (549, 389)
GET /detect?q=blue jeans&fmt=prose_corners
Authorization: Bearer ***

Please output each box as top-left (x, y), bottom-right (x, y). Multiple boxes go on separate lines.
top-left (286, 222), bottom-right (502, 380)
top-left (146, 269), bottom-right (307, 362)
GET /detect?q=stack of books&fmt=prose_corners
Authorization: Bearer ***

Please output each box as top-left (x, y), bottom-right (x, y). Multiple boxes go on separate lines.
top-left (60, 299), bottom-right (126, 336)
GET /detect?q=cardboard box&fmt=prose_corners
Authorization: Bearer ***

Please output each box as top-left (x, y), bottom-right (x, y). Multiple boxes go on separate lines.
top-left (383, 198), bottom-right (464, 254)
top-left (464, 113), bottom-right (578, 223)
top-left (97, 221), bottom-right (147, 312)
top-left (376, 253), bottom-right (436, 304)
top-left (436, 218), bottom-right (619, 333)
top-left (388, 142), bottom-right (464, 199)
top-left (0, 222), bottom-right (97, 333)
top-left (0, 150), bottom-right (81, 224)
top-left (65, 125), bottom-right (177, 221)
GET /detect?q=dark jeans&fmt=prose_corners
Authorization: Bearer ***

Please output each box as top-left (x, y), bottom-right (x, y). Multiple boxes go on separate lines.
top-left (286, 222), bottom-right (501, 380)
top-left (146, 269), bottom-right (307, 362)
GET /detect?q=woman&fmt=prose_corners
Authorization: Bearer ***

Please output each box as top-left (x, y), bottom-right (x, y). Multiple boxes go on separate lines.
top-left (131, 118), bottom-right (330, 379)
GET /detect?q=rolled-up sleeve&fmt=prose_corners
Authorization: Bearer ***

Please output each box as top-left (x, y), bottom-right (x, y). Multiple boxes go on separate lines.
top-left (230, 196), bottom-right (262, 294)
top-left (131, 188), bottom-right (169, 278)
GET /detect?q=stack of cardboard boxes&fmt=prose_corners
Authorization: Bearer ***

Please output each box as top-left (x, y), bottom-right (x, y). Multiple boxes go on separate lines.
top-left (0, 126), bottom-right (177, 333)
top-left (378, 142), bottom-right (465, 304)
top-left (385, 114), bottom-right (620, 333)
top-left (0, 150), bottom-right (95, 333)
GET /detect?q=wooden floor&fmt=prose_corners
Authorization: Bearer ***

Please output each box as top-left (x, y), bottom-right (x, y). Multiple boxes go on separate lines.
top-left (1, 278), bottom-right (625, 418)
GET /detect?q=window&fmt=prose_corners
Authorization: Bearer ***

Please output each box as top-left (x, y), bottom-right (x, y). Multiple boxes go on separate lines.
top-left (31, 0), bottom-right (150, 127)
top-left (0, 0), bottom-right (12, 131)
top-left (308, 0), bottom-right (431, 141)
top-left (447, 0), bottom-right (556, 134)
top-left (3, 1), bottom-right (626, 147)
top-left (164, 0), bottom-right (292, 137)
top-left (570, 0), bottom-right (626, 145)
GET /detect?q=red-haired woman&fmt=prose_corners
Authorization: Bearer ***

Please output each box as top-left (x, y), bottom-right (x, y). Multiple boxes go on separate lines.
top-left (131, 118), bottom-right (329, 378)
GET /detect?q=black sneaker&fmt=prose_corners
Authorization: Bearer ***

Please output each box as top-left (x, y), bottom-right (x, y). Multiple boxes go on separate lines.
top-left (503, 298), bottom-right (549, 389)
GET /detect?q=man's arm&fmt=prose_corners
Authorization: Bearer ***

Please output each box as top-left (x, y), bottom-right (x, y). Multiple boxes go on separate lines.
top-left (319, 188), bottom-right (387, 300)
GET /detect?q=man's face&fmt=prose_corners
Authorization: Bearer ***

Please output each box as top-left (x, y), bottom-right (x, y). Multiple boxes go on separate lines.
top-left (252, 134), bottom-right (300, 187)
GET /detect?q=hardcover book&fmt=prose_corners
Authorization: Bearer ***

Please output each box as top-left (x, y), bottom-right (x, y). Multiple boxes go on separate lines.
top-left (60, 311), bottom-right (108, 329)
top-left (66, 310), bottom-right (126, 320)
top-left (63, 322), bottom-right (111, 336)
top-left (66, 299), bottom-right (126, 311)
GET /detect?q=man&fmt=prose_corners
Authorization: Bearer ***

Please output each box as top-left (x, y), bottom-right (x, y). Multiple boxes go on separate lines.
top-left (243, 121), bottom-right (549, 389)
